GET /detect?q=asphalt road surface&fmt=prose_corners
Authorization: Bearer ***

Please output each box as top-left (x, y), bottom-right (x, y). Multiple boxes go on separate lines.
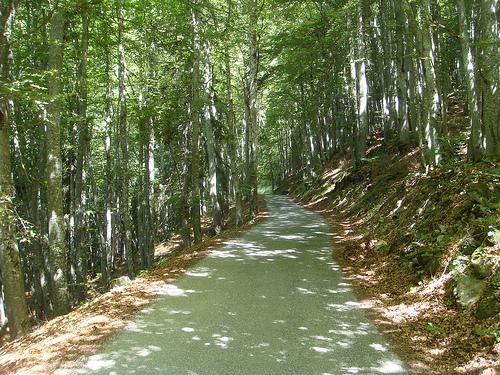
top-left (76, 196), bottom-right (407, 375)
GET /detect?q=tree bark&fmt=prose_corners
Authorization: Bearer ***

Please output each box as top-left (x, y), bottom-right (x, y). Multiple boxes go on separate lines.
top-left (478, 0), bottom-right (499, 160)
top-left (224, 40), bottom-right (242, 226)
top-left (394, 0), bottom-right (410, 148)
top-left (117, 0), bottom-right (134, 277)
top-left (201, 42), bottom-right (222, 235)
top-left (356, 3), bottom-right (369, 161)
top-left (46, 4), bottom-right (70, 316)
top-left (244, 0), bottom-right (259, 216)
top-left (190, 3), bottom-right (202, 243)
top-left (73, 1), bottom-right (90, 301)
top-left (418, 0), bottom-right (441, 167)
top-left (457, 0), bottom-right (482, 161)
top-left (0, 0), bottom-right (31, 337)
top-left (101, 41), bottom-right (114, 290)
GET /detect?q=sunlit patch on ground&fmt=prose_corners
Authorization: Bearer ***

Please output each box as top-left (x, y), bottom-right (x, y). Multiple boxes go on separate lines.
top-left (68, 197), bottom-right (406, 374)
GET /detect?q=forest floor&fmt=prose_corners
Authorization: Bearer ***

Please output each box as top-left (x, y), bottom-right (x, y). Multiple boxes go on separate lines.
top-left (280, 138), bottom-right (499, 374)
top-left (0, 199), bottom-right (268, 375)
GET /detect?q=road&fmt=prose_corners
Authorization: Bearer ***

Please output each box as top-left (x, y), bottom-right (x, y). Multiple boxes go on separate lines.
top-left (76, 196), bottom-right (406, 374)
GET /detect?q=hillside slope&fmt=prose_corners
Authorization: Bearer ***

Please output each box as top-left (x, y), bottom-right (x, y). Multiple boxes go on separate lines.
top-left (280, 142), bottom-right (499, 374)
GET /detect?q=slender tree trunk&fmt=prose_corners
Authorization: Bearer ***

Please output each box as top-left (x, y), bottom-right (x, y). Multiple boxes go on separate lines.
top-left (357, 3), bottom-right (369, 161)
top-left (457, 0), bottom-right (482, 161)
top-left (403, 0), bottom-right (421, 138)
top-left (190, 4), bottom-right (202, 243)
top-left (145, 127), bottom-right (155, 266)
top-left (101, 43), bottom-right (113, 289)
top-left (379, 0), bottom-right (395, 140)
top-left (394, 0), bottom-right (410, 148)
top-left (0, 0), bottom-right (31, 337)
top-left (46, 4), bottom-right (70, 316)
top-left (73, 1), bottom-right (89, 301)
top-left (431, 2), bottom-right (449, 136)
top-left (224, 45), bottom-right (242, 226)
top-left (418, 0), bottom-right (441, 167)
top-left (245, 0), bottom-right (259, 216)
top-left (201, 42), bottom-right (222, 235)
top-left (478, 0), bottom-right (499, 160)
top-left (349, 14), bottom-right (361, 166)
top-left (117, 0), bottom-right (134, 277)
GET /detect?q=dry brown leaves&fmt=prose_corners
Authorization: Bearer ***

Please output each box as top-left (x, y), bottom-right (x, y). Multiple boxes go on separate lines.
top-left (298, 197), bottom-right (499, 375)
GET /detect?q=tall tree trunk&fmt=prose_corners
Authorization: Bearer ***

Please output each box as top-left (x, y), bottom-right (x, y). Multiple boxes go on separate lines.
top-left (46, 4), bottom-right (70, 316)
top-left (245, 0), bottom-right (259, 216)
top-left (201, 43), bottom-right (222, 235)
top-left (418, 0), bottom-right (441, 167)
top-left (356, 3), bottom-right (369, 161)
top-left (145, 127), bottom-right (155, 266)
top-left (379, 0), bottom-right (395, 141)
top-left (101, 42), bottom-right (113, 289)
top-left (73, 1), bottom-right (90, 301)
top-left (0, 0), bottom-right (31, 337)
top-left (478, 0), bottom-right (499, 160)
top-left (457, 0), bottom-right (482, 161)
top-left (224, 43), bottom-right (242, 226)
top-left (190, 3), bottom-right (202, 243)
top-left (403, 0), bottom-right (422, 138)
top-left (349, 14), bottom-right (361, 166)
top-left (394, 0), bottom-right (410, 148)
top-left (117, 0), bottom-right (134, 278)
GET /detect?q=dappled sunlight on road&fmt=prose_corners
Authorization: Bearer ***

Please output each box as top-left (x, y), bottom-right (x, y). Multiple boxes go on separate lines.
top-left (76, 196), bottom-right (406, 374)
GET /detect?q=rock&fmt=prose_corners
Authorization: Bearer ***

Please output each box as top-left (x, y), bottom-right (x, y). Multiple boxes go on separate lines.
top-left (486, 228), bottom-right (500, 246)
top-left (110, 276), bottom-right (132, 289)
top-left (453, 274), bottom-right (486, 308)
top-left (475, 296), bottom-right (500, 320)
top-left (374, 240), bottom-right (390, 254)
top-left (471, 249), bottom-right (494, 279)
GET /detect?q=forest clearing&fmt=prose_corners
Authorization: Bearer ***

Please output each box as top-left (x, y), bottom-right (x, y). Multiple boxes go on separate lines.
top-left (0, 0), bottom-right (499, 374)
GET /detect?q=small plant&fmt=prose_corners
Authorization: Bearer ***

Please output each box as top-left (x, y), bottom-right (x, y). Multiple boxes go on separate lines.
top-left (474, 325), bottom-right (488, 336)
top-left (427, 322), bottom-right (445, 335)
top-left (474, 326), bottom-right (500, 342)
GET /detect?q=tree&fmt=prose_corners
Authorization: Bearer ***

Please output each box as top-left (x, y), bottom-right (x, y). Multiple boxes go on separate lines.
top-left (457, 0), bottom-right (481, 161)
top-left (477, 0), bottom-right (499, 160)
top-left (190, 1), bottom-right (203, 244)
top-left (243, 0), bottom-right (259, 216)
top-left (0, 0), bottom-right (31, 338)
top-left (46, 3), bottom-right (70, 316)
top-left (117, 0), bottom-right (134, 278)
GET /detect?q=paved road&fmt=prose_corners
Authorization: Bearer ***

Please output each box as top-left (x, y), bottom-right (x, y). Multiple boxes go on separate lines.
top-left (76, 196), bottom-right (407, 374)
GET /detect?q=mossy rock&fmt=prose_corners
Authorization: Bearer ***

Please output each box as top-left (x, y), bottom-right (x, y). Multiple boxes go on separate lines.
top-left (453, 274), bottom-right (487, 308)
top-left (475, 296), bottom-right (500, 319)
top-left (471, 248), bottom-right (495, 279)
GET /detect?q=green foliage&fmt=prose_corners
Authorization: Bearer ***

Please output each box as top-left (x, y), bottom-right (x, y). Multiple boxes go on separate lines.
top-left (294, 182), bottom-right (308, 197)
top-left (427, 322), bottom-right (445, 335)
top-left (474, 326), bottom-right (500, 342)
